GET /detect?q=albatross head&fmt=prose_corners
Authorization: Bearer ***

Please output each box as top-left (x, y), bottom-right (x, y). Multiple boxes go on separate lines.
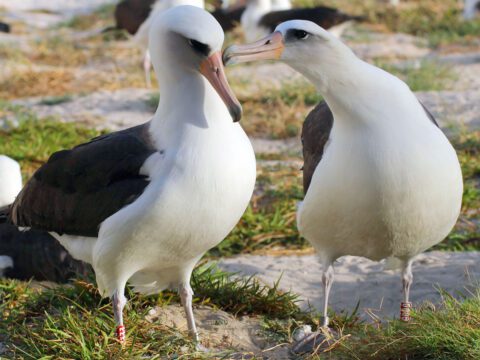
top-left (149, 5), bottom-right (242, 122)
top-left (223, 20), bottom-right (355, 89)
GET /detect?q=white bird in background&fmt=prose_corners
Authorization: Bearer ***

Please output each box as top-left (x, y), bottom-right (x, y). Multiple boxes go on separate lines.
top-left (224, 20), bottom-right (463, 353)
top-left (0, 155), bottom-right (22, 207)
top-left (4, 5), bottom-right (256, 344)
top-left (0, 155), bottom-right (21, 279)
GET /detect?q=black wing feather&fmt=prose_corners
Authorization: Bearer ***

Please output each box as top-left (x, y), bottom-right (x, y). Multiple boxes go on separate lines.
top-left (8, 123), bottom-right (156, 237)
top-left (259, 7), bottom-right (365, 32)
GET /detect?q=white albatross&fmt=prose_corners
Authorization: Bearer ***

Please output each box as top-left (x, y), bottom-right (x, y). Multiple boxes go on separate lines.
top-left (224, 20), bottom-right (463, 352)
top-left (0, 155), bottom-right (22, 207)
top-left (3, 6), bottom-right (256, 344)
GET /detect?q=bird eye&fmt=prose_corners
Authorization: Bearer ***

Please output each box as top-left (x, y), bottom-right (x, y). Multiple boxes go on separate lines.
top-left (294, 30), bottom-right (309, 40)
top-left (188, 39), bottom-right (210, 56)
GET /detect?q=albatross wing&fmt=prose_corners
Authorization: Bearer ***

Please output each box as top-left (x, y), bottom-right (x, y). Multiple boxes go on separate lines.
top-left (8, 123), bottom-right (156, 237)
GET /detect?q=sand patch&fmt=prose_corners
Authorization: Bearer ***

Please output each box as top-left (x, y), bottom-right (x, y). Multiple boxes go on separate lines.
top-left (218, 251), bottom-right (480, 321)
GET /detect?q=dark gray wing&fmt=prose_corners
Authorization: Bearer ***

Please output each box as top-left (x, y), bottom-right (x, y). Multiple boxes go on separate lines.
top-left (301, 101), bottom-right (333, 194)
top-left (8, 123), bottom-right (156, 237)
top-left (114, 0), bottom-right (156, 35)
top-left (259, 7), bottom-right (365, 33)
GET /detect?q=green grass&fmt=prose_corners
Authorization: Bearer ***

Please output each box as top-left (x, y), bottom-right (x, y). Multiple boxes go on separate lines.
top-left (0, 101), bottom-right (104, 178)
top-left (377, 60), bottom-right (457, 92)
top-left (58, 3), bottom-right (115, 30)
top-left (334, 290), bottom-right (480, 360)
top-left (0, 265), bottom-right (302, 359)
top-left (210, 165), bottom-right (307, 257)
top-left (3, 267), bottom-right (480, 359)
top-left (379, 1), bottom-right (480, 48)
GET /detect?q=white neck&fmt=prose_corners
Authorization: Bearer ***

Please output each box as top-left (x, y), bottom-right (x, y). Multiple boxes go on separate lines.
top-left (288, 45), bottom-right (412, 128)
top-left (149, 66), bottom-right (231, 147)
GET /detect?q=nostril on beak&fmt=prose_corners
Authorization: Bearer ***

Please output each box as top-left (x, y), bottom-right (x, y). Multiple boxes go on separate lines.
top-left (265, 40), bottom-right (271, 45)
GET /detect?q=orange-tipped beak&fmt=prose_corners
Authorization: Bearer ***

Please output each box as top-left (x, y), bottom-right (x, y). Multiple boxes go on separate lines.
top-left (200, 52), bottom-right (242, 122)
top-left (223, 32), bottom-right (284, 66)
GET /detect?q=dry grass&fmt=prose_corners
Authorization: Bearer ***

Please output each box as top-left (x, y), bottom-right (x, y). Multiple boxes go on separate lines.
top-left (0, 63), bottom-right (147, 100)
top-left (0, 68), bottom-right (76, 99)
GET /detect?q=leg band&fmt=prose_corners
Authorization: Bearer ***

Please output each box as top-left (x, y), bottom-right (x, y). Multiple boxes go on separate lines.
top-left (116, 325), bottom-right (126, 343)
top-left (400, 302), bottom-right (412, 322)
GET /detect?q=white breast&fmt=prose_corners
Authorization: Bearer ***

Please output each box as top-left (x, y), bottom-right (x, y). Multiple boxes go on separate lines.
top-left (297, 105), bottom-right (463, 264)
top-left (92, 122), bottom-right (256, 296)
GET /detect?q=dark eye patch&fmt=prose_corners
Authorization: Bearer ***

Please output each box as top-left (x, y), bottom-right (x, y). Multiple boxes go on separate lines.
top-left (286, 29), bottom-right (310, 41)
top-left (189, 39), bottom-right (210, 56)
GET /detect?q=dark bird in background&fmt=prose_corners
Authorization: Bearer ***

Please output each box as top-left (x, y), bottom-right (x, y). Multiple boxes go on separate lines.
top-left (0, 222), bottom-right (91, 282)
top-left (241, 0), bottom-right (365, 42)
top-left (113, 0), bottom-right (157, 35)
top-left (0, 21), bottom-right (10, 33)
top-left (259, 7), bottom-right (365, 34)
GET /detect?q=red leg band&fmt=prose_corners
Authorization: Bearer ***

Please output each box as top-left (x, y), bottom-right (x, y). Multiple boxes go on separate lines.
top-left (400, 302), bottom-right (412, 322)
top-left (116, 325), bottom-right (126, 343)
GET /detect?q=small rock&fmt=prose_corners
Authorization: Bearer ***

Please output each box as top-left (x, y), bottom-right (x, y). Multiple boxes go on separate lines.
top-left (292, 325), bottom-right (312, 342)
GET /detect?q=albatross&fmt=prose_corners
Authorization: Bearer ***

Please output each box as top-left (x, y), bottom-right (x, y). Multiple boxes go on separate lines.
top-left (2, 5), bottom-right (256, 344)
top-left (224, 20), bottom-right (463, 351)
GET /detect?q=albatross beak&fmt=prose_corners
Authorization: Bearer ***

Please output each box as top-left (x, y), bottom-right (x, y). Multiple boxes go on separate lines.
top-left (223, 32), bottom-right (284, 66)
top-left (200, 52), bottom-right (242, 122)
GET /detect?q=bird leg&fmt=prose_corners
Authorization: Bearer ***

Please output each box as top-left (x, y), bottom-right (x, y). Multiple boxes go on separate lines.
top-left (179, 283), bottom-right (199, 343)
top-left (400, 260), bottom-right (413, 322)
top-left (112, 290), bottom-right (127, 343)
top-left (321, 263), bottom-right (334, 327)
top-left (291, 263), bottom-right (336, 355)
top-left (144, 50), bottom-right (152, 88)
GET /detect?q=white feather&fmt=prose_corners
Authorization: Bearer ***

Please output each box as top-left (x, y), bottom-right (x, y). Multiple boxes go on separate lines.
top-left (0, 155), bottom-right (22, 207)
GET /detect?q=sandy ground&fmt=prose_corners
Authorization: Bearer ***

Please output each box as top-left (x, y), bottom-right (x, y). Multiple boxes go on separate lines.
top-left (218, 251), bottom-right (480, 320)
top-left (146, 304), bottom-right (290, 358)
